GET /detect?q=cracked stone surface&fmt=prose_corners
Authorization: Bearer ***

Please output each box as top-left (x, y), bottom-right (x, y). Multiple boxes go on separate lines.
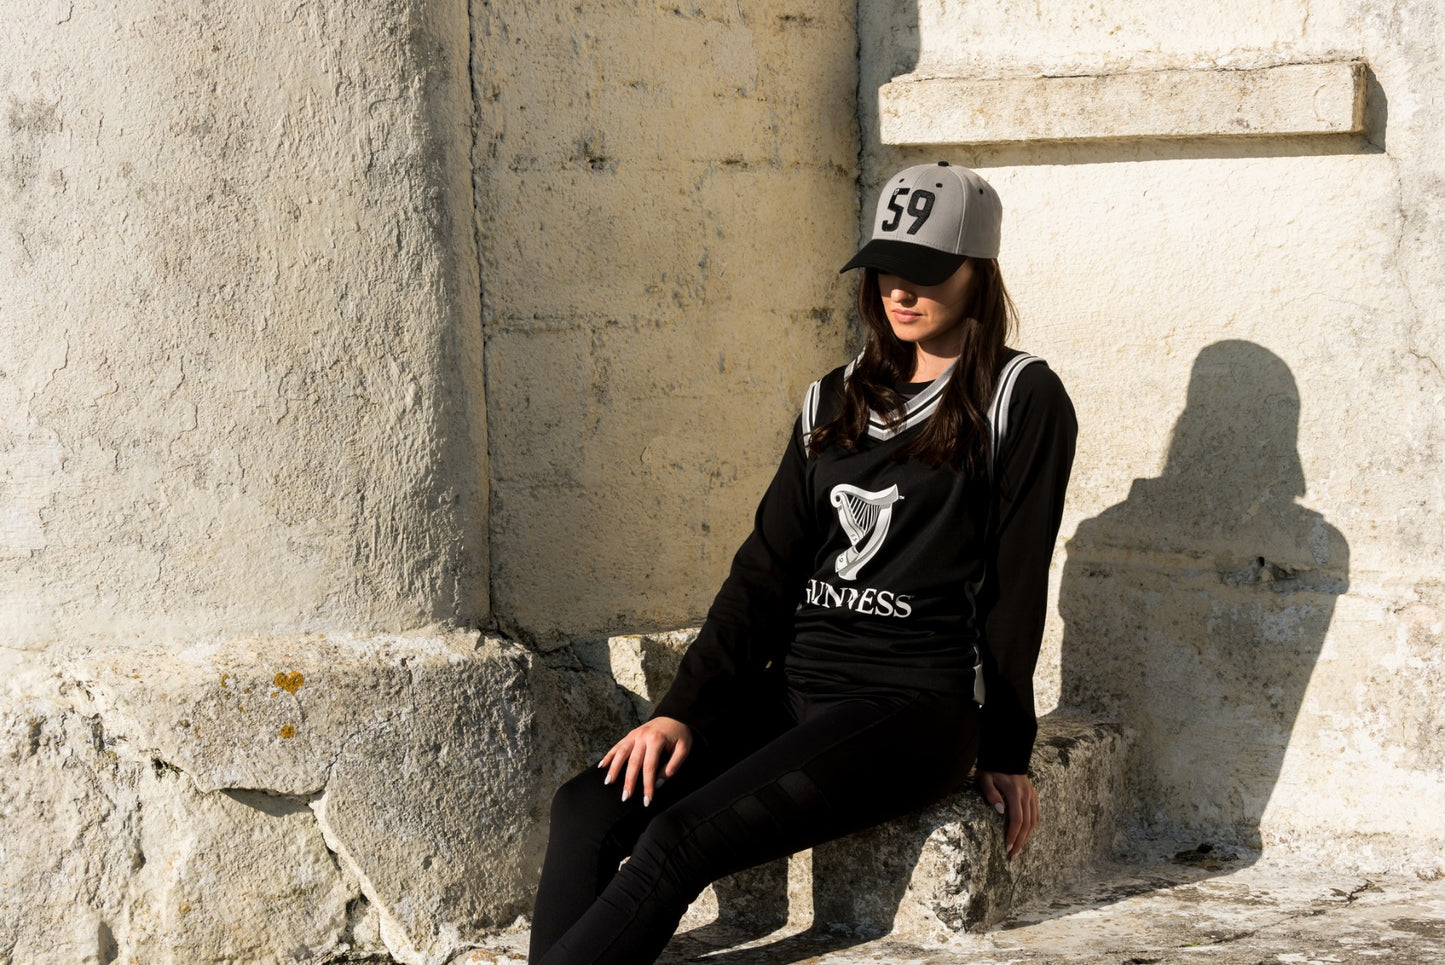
top-left (809, 714), bottom-right (1128, 938)
top-left (456, 849), bottom-right (1445, 965)
top-left (0, 632), bottom-right (637, 965)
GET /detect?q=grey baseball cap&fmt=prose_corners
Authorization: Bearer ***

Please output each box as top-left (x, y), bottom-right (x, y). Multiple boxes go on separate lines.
top-left (840, 162), bottom-right (1002, 285)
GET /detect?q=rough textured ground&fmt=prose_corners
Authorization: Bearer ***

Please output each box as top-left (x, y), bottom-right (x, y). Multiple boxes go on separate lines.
top-left (453, 845), bottom-right (1445, 965)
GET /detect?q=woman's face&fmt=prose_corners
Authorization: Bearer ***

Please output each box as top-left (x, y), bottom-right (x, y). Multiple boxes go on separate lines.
top-left (877, 259), bottom-right (978, 360)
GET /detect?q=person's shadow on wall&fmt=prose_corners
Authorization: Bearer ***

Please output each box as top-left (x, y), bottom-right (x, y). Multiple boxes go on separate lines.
top-left (1059, 339), bottom-right (1348, 852)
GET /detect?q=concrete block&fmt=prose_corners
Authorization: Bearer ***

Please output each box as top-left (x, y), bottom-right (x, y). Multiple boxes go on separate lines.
top-left (479, 164), bottom-right (855, 323)
top-left (574, 630), bottom-right (695, 719)
top-left (0, 633), bottom-right (639, 965)
top-left (812, 715), bottom-right (1129, 938)
top-left (474, 0), bottom-right (858, 641)
top-left (688, 715), bottom-right (1130, 939)
top-left (880, 61), bottom-right (1366, 145)
top-left (474, 0), bottom-right (856, 171)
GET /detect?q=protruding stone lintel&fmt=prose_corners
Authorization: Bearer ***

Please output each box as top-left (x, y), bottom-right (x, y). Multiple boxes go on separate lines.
top-left (879, 61), bottom-right (1366, 146)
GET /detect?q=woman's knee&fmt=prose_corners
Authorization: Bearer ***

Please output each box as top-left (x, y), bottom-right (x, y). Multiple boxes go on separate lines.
top-left (626, 800), bottom-right (725, 893)
top-left (547, 765), bottom-right (616, 829)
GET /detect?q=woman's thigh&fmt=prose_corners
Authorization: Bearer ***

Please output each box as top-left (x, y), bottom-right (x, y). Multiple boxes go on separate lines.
top-left (633, 689), bottom-right (979, 886)
top-left (544, 695), bottom-right (797, 862)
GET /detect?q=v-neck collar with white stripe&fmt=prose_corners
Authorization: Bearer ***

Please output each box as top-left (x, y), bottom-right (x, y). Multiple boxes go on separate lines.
top-left (843, 353), bottom-right (958, 442)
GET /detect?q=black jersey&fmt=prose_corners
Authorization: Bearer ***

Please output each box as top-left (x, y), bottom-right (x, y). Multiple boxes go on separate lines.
top-left (649, 350), bottom-right (1077, 774)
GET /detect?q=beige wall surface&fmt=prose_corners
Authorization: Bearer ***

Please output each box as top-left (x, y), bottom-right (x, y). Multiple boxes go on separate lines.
top-left (860, 0), bottom-right (1444, 861)
top-left (473, 0), bottom-right (860, 642)
top-left (1, 0), bottom-right (1443, 958)
top-left (0, 0), bottom-right (486, 647)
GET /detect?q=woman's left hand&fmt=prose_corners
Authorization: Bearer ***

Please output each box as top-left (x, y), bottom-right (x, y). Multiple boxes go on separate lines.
top-left (977, 770), bottom-right (1040, 859)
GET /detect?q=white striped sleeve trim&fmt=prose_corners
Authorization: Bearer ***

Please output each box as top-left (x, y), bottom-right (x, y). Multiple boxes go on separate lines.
top-left (803, 353), bottom-right (865, 444)
top-left (800, 377), bottom-right (822, 440)
top-left (987, 353), bottom-right (1043, 480)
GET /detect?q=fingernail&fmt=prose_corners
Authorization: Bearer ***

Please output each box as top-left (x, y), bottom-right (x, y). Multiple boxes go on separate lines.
top-left (994, 802), bottom-right (1005, 814)
top-left (603, 774), bottom-right (613, 785)
top-left (643, 795), bottom-right (651, 807)
top-left (597, 759), bottom-right (605, 768)
top-left (620, 789), bottom-right (630, 802)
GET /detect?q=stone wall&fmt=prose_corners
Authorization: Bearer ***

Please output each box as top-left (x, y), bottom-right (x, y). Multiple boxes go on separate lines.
top-left (0, 1), bottom-right (864, 960)
top-left (859, 0), bottom-right (1445, 865)
top-left (0, 2), bottom-right (495, 962)
top-left (473, 0), bottom-right (860, 641)
top-left (5, 0), bottom-right (1445, 960)
top-left (0, 0), bottom-right (486, 646)
top-left (0, 633), bottom-right (638, 964)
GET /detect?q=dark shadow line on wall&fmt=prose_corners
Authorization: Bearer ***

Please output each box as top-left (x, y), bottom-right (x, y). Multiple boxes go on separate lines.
top-left (464, 0), bottom-right (503, 635)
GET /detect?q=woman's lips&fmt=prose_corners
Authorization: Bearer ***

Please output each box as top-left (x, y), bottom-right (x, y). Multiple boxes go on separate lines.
top-left (891, 309), bottom-right (922, 322)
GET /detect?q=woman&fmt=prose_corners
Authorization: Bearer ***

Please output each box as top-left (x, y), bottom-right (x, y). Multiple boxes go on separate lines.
top-left (529, 162), bottom-right (1077, 965)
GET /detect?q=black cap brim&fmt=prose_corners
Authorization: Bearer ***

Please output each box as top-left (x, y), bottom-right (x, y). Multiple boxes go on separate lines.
top-left (839, 239), bottom-right (966, 286)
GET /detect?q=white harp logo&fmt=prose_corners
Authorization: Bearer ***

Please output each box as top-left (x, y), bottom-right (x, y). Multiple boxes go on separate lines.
top-left (829, 483), bottom-right (903, 581)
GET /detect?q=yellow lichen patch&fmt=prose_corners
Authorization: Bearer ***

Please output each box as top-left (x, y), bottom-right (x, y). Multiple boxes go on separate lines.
top-left (279, 724), bottom-right (296, 739)
top-left (219, 673), bottom-right (229, 688)
top-left (178, 902), bottom-right (192, 915)
top-left (274, 671), bottom-right (304, 694)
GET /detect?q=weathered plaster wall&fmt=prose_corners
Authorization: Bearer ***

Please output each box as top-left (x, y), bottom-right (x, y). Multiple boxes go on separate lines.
top-left (860, 0), bottom-right (1445, 864)
top-left (1, 3), bottom-right (867, 959)
top-left (473, 0), bottom-right (859, 641)
top-left (0, 0), bottom-right (486, 646)
top-left (6, 0), bottom-right (1442, 958)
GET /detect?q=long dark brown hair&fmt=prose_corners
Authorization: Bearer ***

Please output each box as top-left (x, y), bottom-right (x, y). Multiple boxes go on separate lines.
top-left (806, 260), bottom-right (1017, 475)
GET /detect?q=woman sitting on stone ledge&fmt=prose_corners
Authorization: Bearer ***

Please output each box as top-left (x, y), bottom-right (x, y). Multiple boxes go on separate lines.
top-left (528, 162), bottom-right (1078, 965)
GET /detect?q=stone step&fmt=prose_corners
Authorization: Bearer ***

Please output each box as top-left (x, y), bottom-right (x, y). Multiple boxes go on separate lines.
top-left (580, 632), bottom-right (1132, 942)
top-left (683, 713), bottom-right (1131, 942)
top-left (575, 629), bottom-right (1127, 936)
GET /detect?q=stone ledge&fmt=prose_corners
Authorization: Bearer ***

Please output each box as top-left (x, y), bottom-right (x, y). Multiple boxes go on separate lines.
top-left (581, 632), bottom-right (1131, 938)
top-left (817, 714), bottom-right (1130, 938)
top-left (879, 61), bottom-right (1366, 145)
top-left (684, 714), bottom-right (1130, 941)
top-left (0, 634), bottom-right (639, 965)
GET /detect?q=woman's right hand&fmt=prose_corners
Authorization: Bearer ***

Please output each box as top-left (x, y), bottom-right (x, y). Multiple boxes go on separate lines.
top-left (597, 716), bottom-right (694, 808)
top-left (977, 770), bottom-right (1040, 859)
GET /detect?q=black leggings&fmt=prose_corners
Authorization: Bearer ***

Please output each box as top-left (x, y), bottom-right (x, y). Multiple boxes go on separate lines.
top-left (529, 683), bottom-right (980, 964)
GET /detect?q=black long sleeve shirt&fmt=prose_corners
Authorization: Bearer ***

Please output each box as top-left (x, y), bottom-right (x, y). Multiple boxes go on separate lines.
top-left (649, 352), bottom-right (1077, 774)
